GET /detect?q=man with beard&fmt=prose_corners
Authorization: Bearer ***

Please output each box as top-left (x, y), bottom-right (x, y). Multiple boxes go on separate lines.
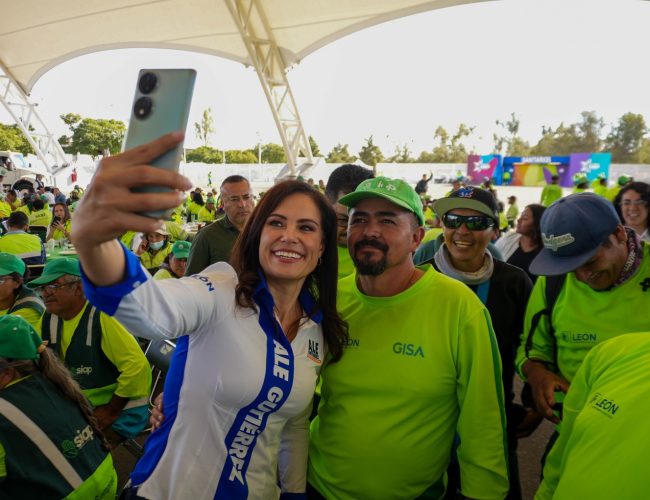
top-left (308, 177), bottom-right (509, 500)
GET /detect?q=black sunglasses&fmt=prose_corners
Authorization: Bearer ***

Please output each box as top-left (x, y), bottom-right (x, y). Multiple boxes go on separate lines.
top-left (442, 213), bottom-right (495, 231)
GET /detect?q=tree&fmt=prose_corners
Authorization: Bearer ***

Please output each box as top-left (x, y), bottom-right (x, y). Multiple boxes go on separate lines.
top-left (326, 143), bottom-right (356, 163)
top-left (225, 149), bottom-right (257, 163)
top-left (425, 124), bottom-right (475, 163)
top-left (358, 135), bottom-right (384, 167)
top-left (576, 111), bottom-right (604, 152)
top-left (252, 143), bottom-right (286, 163)
top-left (0, 123), bottom-right (34, 155)
top-left (308, 135), bottom-right (321, 157)
top-left (493, 113), bottom-right (530, 156)
top-left (58, 114), bottom-right (126, 157)
top-left (388, 144), bottom-right (415, 163)
top-left (604, 112), bottom-right (647, 163)
top-left (186, 146), bottom-right (223, 164)
top-left (194, 108), bottom-right (215, 147)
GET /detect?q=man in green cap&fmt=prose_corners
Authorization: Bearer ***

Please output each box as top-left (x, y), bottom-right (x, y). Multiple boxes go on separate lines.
top-left (28, 258), bottom-right (151, 444)
top-left (0, 315), bottom-right (118, 498)
top-left (308, 177), bottom-right (508, 499)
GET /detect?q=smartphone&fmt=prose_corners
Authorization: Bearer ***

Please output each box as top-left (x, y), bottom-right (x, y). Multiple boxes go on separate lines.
top-left (124, 68), bottom-right (196, 218)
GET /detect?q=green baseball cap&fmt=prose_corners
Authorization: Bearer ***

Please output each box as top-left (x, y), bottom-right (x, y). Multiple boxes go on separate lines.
top-left (26, 258), bottom-right (81, 287)
top-left (0, 315), bottom-right (43, 361)
top-left (338, 176), bottom-right (425, 225)
top-left (172, 240), bottom-right (192, 259)
top-left (0, 253), bottom-right (26, 276)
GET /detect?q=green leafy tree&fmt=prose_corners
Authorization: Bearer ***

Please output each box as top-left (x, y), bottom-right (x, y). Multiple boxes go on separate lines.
top-left (637, 137), bottom-right (650, 164)
top-left (225, 149), bottom-right (257, 163)
top-left (426, 124), bottom-right (474, 163)
top-left (388, 144), bottom-right (415, 163)
top-left (358, 135), bottom-right (384, 167)
top-left (493, 113), bottom-right (530, 156)
top-left (186, 146), bottom-right (223, 164)
top-left (0, 123), bottom-right (34, 155)
top-left (308, 135), bottom-right (321, 157)
top-left (262, 143), bottom-right (286, 163)
top-left (58, 114), bottom-right (126, 157)
top-left (604, 112), bottom-right (647, 163)
top-left (194, 108), bottom-right (215, 147)
top-left (326, 143), bottom-right (356, 163)
top-left (576, 111), bottom-right (605, 152)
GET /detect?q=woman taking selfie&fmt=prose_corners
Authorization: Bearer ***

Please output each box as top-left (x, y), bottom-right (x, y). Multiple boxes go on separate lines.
top-left (71, 132), bottom-right (347, 500)
top-left (46, 202), bottom-right (72, 242)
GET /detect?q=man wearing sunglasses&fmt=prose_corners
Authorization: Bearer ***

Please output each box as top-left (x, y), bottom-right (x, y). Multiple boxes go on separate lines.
top-left (308, 178), bottom-right (508, 500)
top-left (419, 187), bottom-right (534, 499)
top-left (27, 258), bottom-right (151, 445)
top-left (515, 194), bottom-right (650, 471)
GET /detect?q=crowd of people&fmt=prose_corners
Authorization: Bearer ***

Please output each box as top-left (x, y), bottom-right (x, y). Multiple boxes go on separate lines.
top-left (0, 134), bottom-right (649, 499)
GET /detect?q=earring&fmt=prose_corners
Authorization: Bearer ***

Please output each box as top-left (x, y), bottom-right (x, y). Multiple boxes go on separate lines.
top-left (318, 257), bottom-right (322, 266)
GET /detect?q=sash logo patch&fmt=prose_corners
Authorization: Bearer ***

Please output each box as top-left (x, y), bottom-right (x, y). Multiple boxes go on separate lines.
top-left (308, 339), bottom-right (321, 364)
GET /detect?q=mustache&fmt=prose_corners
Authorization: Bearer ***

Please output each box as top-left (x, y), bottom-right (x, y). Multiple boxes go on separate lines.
top-left (353, 239), bottom-right (389, 253)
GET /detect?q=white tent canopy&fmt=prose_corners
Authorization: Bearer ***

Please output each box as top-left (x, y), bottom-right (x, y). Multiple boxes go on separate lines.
top-left (1, 0), bottom-right (491, 173)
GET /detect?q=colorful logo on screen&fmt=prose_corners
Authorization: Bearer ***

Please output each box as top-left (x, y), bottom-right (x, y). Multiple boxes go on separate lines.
top-left (467, 155), bottom-right (502, 184)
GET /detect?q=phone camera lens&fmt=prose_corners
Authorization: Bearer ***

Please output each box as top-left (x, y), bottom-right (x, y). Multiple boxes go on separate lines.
top-left (134, 97), bottom-right (153, 119)
top-left (138, 72), bottom-right (157, 94)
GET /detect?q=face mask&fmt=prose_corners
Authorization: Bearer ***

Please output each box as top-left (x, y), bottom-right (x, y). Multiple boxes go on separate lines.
top-left (149, 240), bottom-right (165, 251)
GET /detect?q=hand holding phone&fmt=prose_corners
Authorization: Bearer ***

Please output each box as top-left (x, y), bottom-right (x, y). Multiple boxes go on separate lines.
top-left (124, 69), bottom-right (196, 219)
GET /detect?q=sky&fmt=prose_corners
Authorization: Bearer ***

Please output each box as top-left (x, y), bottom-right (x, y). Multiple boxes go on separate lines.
top-left (21, 0), bottom-right (650, 159)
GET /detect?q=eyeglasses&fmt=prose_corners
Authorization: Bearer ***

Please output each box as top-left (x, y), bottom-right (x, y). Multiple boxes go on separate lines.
top-left (620, 199), bottom-right (647, 207)
top-left (34, 280), bottom-right (80, 295)
top-left (442, 213), bottom-right (495, 231)
top-left (224, 194), bottom-right (253, 203)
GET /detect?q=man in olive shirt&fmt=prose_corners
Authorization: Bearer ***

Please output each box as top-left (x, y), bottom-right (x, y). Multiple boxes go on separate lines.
top-left (185, 175), bottom-right (254, 275)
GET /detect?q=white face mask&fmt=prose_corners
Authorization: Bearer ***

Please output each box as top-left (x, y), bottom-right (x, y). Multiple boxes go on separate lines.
top-left (149, 240), bottom-right (165, 251)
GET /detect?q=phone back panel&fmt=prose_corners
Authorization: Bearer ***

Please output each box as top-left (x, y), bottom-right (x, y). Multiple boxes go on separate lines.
top-left (124, 68), bottom-right (196, 217)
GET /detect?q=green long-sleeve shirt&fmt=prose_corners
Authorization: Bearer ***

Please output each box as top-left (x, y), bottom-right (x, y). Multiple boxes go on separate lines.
top-left (536, 332), bottom-right (650, 499)
top-left (309, 266), bottom-right (509, 500)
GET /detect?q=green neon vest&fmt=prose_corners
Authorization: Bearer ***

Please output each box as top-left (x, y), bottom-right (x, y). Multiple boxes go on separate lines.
top-left (0, 374), bottom-right (116, 499)
top-left (41, 305), bottom-right (120, 406)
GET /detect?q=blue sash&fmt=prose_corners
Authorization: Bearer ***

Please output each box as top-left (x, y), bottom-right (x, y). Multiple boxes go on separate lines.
top-left (214, 276), bottom-right (295, 498)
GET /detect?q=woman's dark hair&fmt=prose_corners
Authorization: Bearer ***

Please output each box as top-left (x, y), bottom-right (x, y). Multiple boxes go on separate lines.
top-left (2, 350), bottom-right (108, 451)
top-left (231, 180), bottom-right (348, 361)
top-left (613, 181), bottom-right (650, 231)
top-left (192, 192), bottom-right (205, 206)
top-left (50, 203), bottom-right (71, 227)
top-left (525, 204), bottom-right (547, 247)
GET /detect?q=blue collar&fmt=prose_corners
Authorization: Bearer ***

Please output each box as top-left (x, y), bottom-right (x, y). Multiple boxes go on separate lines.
top-left (252, 269), bottom-right (323, 325)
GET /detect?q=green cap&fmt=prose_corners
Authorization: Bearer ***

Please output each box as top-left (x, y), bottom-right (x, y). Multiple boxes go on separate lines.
top-left (0, 316), bottom-right (43, 361)
top-left (172, 240), bottom-right (191, 259)
top-left (618, 175), bottom-right (632, 186)
top-left (0, 253), bottom-right (25, 276)
top-left (206, 197), bottom-right (216, 205)
top-left (338, 177), bottom-right (425, 225)
top-left (26, 258), bottom-right (81, 287)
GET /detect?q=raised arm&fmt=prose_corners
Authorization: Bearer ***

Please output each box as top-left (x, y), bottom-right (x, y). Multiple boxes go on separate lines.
top-left (71, 132), bottom-right (192, 286)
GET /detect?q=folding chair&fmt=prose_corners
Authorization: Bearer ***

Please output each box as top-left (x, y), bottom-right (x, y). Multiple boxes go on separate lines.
top-left (121, 338), bottom-right (176, 458)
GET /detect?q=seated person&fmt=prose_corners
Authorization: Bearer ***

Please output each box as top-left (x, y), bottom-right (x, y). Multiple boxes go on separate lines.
top-left (0, 212), bottom-right (46, 265)
top-left (28, 258), bottom-right (151, 445)
top-left (0, 253), bottom-right (44, 330)
top-left (197, 197), bottom-right (217, 222)
top-left (153, 240), bottom-right (191, 280)
top-left (46, 203), bottom-right (73, 242)
top-left (136, 228), bottom-right (172, 274)
top-left (0, 315), bottom-right (117, 498)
